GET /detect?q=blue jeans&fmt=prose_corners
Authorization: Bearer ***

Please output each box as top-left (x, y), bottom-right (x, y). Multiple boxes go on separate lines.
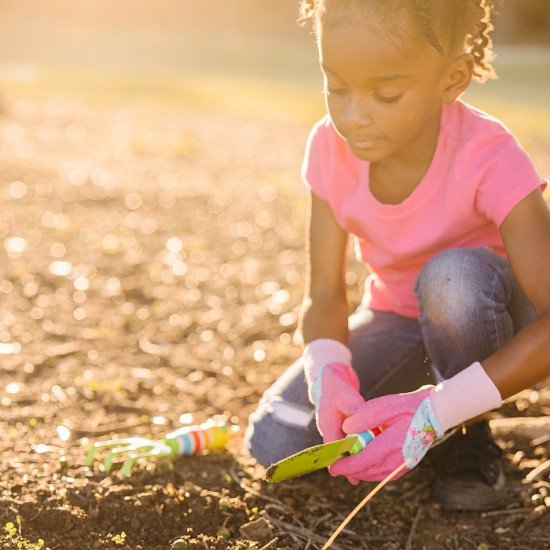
top-left (244, 248), bottom-right (535, 466)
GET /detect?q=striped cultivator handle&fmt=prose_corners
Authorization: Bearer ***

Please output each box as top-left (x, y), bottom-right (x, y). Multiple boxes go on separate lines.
top-left (164, 421), bottom-right (232, 456)
top-left (85, 418), bottom-right (237, 477)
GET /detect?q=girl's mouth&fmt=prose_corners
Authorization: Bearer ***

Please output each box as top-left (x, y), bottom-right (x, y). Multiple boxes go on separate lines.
top-left (351, 139), bottom-right (380, 150)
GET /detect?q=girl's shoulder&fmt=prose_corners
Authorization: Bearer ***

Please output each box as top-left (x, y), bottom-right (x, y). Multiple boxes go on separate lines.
top-left (446, 100), bottom-right (532, 171)
top-left (305, 115), bottom-right (356, 165)
top-left (306, 114), bottom-right (338, 146)
top-left (302, 115), bottom-right (365, 202)
top-left (449, 100), bottom-right (514, 143)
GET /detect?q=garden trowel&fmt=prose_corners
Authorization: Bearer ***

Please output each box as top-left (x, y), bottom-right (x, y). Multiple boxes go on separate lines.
top-left (264, 427), bottom-right (384, 482)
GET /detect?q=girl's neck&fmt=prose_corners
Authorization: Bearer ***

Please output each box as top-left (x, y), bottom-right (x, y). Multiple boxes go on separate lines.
top-left (376, 104), bottom-right (442, 175)
top-left (369, 104), bottom-right (443, 205)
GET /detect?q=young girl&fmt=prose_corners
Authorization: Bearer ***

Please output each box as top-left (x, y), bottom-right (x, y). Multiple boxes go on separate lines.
top-left (245, 0), bottom-right (550, 511)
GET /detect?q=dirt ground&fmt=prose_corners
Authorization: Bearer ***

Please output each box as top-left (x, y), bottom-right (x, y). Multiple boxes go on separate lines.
top-left (0, 94), bottom-right (549, 549)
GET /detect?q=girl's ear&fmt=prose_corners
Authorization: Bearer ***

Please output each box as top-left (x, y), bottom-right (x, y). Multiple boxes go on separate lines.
top-left (441, 53), bottom-right (474, 104)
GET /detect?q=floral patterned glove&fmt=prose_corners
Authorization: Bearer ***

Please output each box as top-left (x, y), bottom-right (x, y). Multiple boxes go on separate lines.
top-left (329, 385), bottom-right (443, 481)
top-left (330, 362), bottom-right (502, 482)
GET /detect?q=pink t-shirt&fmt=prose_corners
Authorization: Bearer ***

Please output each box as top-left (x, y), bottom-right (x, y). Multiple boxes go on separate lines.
top-left (302, 99), bottom-right (546, 318)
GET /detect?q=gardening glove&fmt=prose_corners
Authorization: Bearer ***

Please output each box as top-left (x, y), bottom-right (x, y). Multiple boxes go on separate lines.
top-left (330, 361), bottom-right (502, 482)
top-left (303, 339), bottom-right (366, 442)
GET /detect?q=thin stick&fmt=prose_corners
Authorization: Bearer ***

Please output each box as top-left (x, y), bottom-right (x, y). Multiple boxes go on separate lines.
top-left (405, 504), bottom-right (423, 550)
top-left (525, 459), bottom-right (550, 483)
top-left (481, 506), bottom-right (535, 518)
top-left (258, 537), bottom-right (279, 550)
top-left (322, 460), bottom-right (411, 550)
top-left (268, 514), bottom-right (343, 549)
top-left (517, 505), bottom-right (548, 533)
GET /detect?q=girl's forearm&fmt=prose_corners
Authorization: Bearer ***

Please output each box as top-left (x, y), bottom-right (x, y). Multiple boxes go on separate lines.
top-left (299, 296), bottom-right (349, 346)
top-left (482, 311), bottom-right (550, 400)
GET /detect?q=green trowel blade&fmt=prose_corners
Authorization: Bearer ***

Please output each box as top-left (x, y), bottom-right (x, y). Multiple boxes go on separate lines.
top-left (264, 434), bottom-right (359, 482)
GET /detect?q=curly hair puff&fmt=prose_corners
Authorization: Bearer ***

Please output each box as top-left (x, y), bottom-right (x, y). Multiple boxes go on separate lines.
top-left (298, 0), bottom-right (499, 83)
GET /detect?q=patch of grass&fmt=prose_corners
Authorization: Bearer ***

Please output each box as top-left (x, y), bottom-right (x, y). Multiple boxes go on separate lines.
top-left (2, 521), bottom-right (50, 550)
top-left (3, 522), bottom-right (16, 538)
top-left (111, 531), bottom-right (127, 545)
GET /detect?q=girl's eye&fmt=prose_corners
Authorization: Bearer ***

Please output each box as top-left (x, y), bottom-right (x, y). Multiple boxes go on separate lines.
top-left (375, 93), bottom-right (403, 104)
top-left (325, 86), bottom-right (347, 96)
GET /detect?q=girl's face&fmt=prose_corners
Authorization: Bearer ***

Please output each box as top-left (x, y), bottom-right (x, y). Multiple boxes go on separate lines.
top-left (319, 16), bottom-right (451, 164)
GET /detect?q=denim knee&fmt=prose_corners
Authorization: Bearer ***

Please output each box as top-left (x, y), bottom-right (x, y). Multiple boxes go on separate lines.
top-left (413, 247), bottom-right (531, 377)
top-left (414, 247), bottom-right (512, 329)
top-left (415, 248), bottom-right (522, 378)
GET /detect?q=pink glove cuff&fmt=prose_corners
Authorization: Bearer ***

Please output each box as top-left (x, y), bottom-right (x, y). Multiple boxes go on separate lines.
top-left (303, 339), bottom-right (352, 384)
top-left (431, 361), bottom-right (502, 433)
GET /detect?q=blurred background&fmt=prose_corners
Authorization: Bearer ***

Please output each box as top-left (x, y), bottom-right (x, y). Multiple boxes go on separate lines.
top-left (0, 0), bottom-right (549, 129)
top-left (0, 3), bottom-right (549, 547)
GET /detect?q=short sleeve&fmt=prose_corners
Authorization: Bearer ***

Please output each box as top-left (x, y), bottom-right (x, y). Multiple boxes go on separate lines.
top-left (475, 133), bottom-right (545, 227)
top-left (301, 117), bottom-right (330, 200)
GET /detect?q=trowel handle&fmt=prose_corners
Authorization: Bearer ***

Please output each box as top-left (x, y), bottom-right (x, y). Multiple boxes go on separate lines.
top-left (348, 425), bottom-right (388, 455)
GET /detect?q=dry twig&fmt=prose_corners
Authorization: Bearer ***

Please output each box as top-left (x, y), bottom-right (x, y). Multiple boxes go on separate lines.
top-left (266, 513), bottom-right (344, 550)
top-left (322, 460), bottom-right (410, 549)
top-left (258, 538), bottom-right (280, 550)
top-left (400, 478), bottom-right (432, 501)
top-left (525, 459), bottom-right (550, 483)
top-left (482, 506), bottom-right (536, 518)
top-left (530, 433), bottom-right (550, 447)
top-left (517, 505), bottom-right (549, 533)
top-left (405, 504), bottom-right (423, 550)
top-left (228, 468), bottom-right (295, 512)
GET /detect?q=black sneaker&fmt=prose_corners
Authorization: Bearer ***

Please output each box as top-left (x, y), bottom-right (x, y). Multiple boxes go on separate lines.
top-left (433, 420), bottom-right (508, 511)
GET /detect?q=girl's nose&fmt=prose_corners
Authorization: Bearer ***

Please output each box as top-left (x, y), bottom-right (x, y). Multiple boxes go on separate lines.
top-left (343, 92), bottom-right (374, 129)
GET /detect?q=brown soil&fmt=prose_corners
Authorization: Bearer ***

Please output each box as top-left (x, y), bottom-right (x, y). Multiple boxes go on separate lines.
top-left (0, 96), bottom-right (548, 550)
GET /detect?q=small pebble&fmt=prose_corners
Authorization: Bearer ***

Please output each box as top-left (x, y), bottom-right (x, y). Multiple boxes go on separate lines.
top-left (171, 539), bottom-right (188, 550)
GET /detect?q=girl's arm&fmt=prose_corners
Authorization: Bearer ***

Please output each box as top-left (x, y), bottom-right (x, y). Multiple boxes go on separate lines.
top-left (300, 191), bottom-right (350, 345)
top-left (483, 189), bottom-right (550, 399)
top-left (329, 189), bottom-right (549, 482)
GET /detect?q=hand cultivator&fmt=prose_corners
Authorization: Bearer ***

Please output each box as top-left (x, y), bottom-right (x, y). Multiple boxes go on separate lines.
top-left (85, 419), bottom-right (236, 477)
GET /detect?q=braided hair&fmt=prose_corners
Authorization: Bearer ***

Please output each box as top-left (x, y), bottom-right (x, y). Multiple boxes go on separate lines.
top-left (298, 0), bottom-right (498, 83)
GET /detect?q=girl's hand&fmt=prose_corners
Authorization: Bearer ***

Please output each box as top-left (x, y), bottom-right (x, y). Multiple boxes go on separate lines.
top-left (308, 362), bottom-right (365, 442)
top-left (329, 386), bottom-right (444, 481)
top-left (303, 339), bottom-right (365, 442)
top-left (330, 362), bottom-right (502, 482)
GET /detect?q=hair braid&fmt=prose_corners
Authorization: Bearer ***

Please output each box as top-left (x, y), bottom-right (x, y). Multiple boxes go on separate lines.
top-left (414, 0), bottom-right (444, 54)
top-left (468, 0), bottom-right (497, 82)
